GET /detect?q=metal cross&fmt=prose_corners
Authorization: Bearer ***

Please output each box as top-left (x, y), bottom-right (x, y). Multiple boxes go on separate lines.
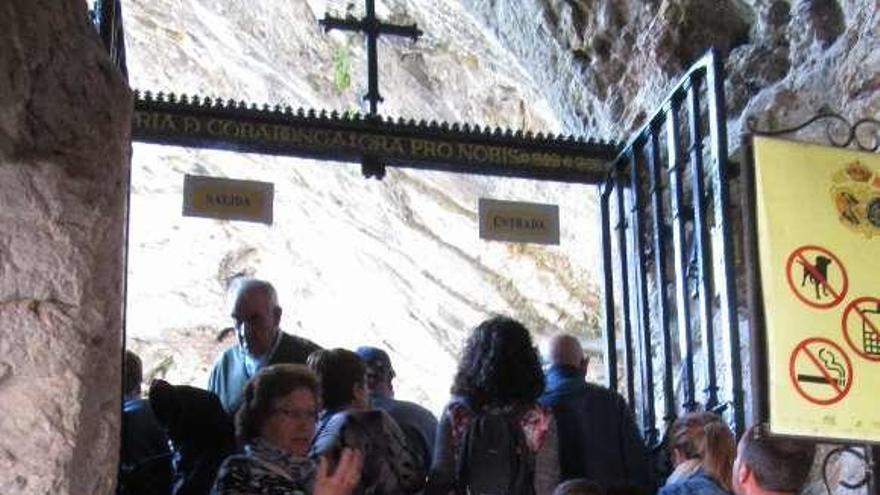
top-left (320, 0), bottom-right (422, 116)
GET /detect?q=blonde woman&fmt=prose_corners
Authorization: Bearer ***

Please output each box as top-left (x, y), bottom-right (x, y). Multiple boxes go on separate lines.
top-left (659, 412), bottom-right (735, 495)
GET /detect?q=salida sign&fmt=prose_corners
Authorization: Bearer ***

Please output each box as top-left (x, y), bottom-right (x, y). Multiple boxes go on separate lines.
top-left (753, 136), bottom-right (880, 443)
top-left (182, 175), bottom-right (274, 224)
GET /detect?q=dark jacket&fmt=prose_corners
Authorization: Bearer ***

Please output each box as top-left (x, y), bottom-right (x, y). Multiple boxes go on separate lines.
top-left (150, 381), bottom-right (236, 495)
top-left (539, 365), bottom-right (652, 494)
top-left (208, 331), bottom-right (321, 413)
top-left (119, 398), bottom-right (173, 495)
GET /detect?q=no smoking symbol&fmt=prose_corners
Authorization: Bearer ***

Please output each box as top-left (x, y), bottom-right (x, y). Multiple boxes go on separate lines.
top-left (785, 245), bottom-right (848, 309)
top-left (789, 337), bottom-right (853, 406)
top-left (841, 297), bottom-right (880, 362)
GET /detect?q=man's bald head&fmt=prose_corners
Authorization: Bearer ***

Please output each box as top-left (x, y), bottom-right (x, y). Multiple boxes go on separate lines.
top-left (547, 334), bottom-right (587, 371)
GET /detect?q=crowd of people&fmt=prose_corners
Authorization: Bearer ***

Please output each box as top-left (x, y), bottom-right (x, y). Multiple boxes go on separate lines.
top-left (119, 278), bottom-right (816, 495)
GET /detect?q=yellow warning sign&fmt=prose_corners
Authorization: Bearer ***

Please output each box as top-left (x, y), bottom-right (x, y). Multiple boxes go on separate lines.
top-left (753, 136), bottom-right (880, 443)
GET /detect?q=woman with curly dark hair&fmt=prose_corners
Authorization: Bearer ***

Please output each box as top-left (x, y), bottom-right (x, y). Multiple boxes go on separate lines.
top-left (426, 315), bottom-right (559, 495)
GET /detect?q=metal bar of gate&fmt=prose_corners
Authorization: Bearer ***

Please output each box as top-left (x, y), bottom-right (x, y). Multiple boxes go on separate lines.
top-left (706, 51), bottom-right (744, 435)
top-left (629, 148), bottom-right (657, 442)
top-left (98, 0), bottom-right (115, 52)
top-left (600, 184), bottom-right (619, 390)
top-left (98, 0), bottom-right (127, 77)
top-left (741, 136), bottom-right (769, 425)
top-left (686, 72), bottom-right (719, 410)
top-left (614, 165), bottom-right (637, 407)
top-left (666, 98), bottom-right (698, 412)
top-left (647, 127), bottom-right (675, 424)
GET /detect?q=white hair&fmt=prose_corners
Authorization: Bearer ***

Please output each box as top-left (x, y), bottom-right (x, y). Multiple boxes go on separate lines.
top-left (227, 277), bottom-right (279, 310)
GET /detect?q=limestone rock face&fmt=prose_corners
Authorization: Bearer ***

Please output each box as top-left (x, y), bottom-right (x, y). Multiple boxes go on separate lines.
top-left (0, 2), bottom-right (131, 494)
top-left (463, 0), bottom-right (878, 142)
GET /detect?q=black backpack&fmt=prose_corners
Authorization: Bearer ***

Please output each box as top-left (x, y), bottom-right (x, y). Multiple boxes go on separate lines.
top-left (450, 401), bottom-right (536, 495)
top-left (310, 409), bottom-right (426, 495)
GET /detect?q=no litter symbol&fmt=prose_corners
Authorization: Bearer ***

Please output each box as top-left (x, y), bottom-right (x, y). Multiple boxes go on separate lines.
top-left (785, 245), bottom-right (848, 309)
top-left (842, 297), bottom-right (880, 362)
top-left (789, 337), bottom-right (853, 406)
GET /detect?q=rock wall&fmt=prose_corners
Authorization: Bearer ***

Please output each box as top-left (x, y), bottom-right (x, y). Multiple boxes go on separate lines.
top-left (463, 0), bottom-right (879, 143)
top-left (0, 1), bottom-right (131, 494)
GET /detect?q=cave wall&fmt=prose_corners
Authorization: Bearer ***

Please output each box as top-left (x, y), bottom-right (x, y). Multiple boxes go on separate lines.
top-left (462, 0), bottom-right (878, 143)
top-left (0, 1), bottom-right (131, 493)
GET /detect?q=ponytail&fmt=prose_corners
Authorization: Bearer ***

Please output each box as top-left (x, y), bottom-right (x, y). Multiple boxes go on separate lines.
top-left (701, 421), bottom-right (735, 491)
top-left (668, 412), bottom-right (736, 491)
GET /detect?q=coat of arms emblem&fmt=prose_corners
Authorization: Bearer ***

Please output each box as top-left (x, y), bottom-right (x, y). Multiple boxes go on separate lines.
top-left (830, 161), bottom-right (880, 238)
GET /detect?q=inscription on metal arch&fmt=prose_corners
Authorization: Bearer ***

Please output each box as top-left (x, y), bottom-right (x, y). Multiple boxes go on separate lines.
top-left (132, 108), bottom-right (613, 183)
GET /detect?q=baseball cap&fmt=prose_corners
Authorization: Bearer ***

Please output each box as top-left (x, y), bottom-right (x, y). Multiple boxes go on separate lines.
top-left (355, 346), bottom-right (395, 377)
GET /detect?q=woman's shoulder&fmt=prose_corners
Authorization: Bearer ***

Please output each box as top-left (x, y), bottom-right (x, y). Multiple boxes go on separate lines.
top-left (213, 455), bottom-right (259, 494)
top-left (659, 471), bottom-right (731, 495)
top-left (216, 454), bottom-right (255, 478)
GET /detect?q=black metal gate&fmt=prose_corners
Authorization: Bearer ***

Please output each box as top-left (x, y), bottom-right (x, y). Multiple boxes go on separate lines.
top-left (599, 49), bottom-right (745, 446)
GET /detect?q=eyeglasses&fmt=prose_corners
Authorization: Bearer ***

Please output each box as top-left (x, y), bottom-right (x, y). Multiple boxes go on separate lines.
top-left (273, 407), bottom-right (317, 422)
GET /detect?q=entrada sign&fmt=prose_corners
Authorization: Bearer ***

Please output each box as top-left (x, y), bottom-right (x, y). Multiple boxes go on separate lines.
top-left (479, 198), bottom-right (560, 245)
top-left (132, 92), bottom-right (616, 183)
top-left (752, 136), bottom-right (880, 443)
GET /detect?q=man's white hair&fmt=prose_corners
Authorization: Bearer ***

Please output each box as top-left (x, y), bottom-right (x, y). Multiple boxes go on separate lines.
top-left (227, 277), bottom-right (279, 309)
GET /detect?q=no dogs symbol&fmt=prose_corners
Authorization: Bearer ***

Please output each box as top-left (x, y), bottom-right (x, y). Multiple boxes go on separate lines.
top-left (789, 337), bottom-right (853, 405)
top-left (785, 245), bottom-right (848, 309)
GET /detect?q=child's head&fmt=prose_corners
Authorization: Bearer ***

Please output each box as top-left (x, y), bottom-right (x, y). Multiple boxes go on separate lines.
top-left (553, 479), bottom-right (604, 495)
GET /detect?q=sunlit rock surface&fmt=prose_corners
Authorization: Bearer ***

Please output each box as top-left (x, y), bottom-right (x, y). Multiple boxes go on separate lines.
top-left (122, 0), bottom-right (603, 414)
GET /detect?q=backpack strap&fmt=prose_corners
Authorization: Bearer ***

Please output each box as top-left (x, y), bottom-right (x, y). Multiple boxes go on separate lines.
top-left (447, 399), bottom-right (472, 495)
top-left (520, 405), bottom-right (551, 453)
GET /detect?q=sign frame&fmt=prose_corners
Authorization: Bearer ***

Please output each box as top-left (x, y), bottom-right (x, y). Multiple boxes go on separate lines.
top-left (740, 133), bottom-right (880, 445)
top-left (182, 174), bottom-right (275, 224)
top-left (478, 198), bottom-right (561, 245)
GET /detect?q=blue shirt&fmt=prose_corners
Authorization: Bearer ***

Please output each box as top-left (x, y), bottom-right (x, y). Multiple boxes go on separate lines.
top-left (659, 469), bottom-right (732, 495)
top-left (208, 331), bottom-right (321, 413)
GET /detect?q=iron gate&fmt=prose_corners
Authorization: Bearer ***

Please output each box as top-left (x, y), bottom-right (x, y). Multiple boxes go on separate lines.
top-left (599, 49), bottom-right (745, 446)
